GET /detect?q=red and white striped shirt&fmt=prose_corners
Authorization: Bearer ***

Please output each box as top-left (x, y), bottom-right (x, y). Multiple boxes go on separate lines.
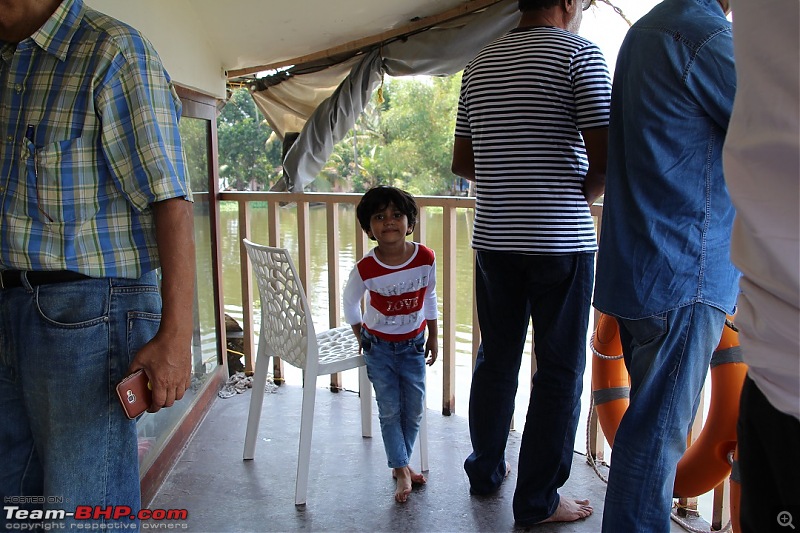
top-left (343, 243), bottom-right (438, 342)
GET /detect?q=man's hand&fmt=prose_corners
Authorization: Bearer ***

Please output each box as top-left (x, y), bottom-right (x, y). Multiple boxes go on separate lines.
top-left (130, 335), bottom-right (192, 411)
top-left (581, 127), bottom-right (608, 206)
top-left (131, 197), bottom-right (195, 412)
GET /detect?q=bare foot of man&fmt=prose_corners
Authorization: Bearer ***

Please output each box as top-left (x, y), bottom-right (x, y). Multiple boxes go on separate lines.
top-left (407, 466), bottom-right (427, 485)
top-left (537, 497), bottom-right (593, 523)
top-left (393, 467), bottom-right (412, 503)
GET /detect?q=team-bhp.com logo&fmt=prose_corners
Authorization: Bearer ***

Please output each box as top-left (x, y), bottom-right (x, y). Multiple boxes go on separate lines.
top-left (4, 504), bottom-right (188, 530)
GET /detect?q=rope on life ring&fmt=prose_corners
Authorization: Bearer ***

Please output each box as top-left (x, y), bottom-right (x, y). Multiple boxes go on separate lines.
top-left (590, 313), bottom-right (747, 498)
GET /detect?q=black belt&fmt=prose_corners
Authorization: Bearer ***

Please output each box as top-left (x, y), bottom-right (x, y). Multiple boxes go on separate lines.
top-left (0, 270), bottom-right (91, 289)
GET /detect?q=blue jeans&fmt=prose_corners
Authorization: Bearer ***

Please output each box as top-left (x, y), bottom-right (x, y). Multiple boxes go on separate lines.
top-left (602, 303), bottom-right (727, 533)
top-left (0, 272), bottom-right (161, 531)
top-left (464, 251), bottom-right (594, 525)
top-left (361, 329), bottom-right (426, 469)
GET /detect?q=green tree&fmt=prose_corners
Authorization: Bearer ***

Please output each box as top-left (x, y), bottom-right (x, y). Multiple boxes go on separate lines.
top-left (322, 73), bottom-right (463, 195)
top-left (179, 117), bottom-right (209, 193)
top-left (318, 98), bottom-right (385, 193)
top-left (217, 89), bottom-right (282, 190)
top-left (372, 75), bottom-right (462, 195)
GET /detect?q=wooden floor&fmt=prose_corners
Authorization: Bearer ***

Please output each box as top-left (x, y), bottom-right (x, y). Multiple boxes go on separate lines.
top-left (146, 379), bottom-right (707, 533)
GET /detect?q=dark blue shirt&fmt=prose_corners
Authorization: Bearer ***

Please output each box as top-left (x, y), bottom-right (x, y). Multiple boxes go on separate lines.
top-left (593, 0), bottom-right (740, 319)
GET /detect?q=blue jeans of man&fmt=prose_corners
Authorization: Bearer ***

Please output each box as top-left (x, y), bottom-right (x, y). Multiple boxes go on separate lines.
top-left (361, 329), bottom-right (426, 469)
top-left (464, 251), bottom-right (594, 525)
top-left (0, 271), bottom-right (161, 531)
top-left (602, 303), bottom-right (727, 533)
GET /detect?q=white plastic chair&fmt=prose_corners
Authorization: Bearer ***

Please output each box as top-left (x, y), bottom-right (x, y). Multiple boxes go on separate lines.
top-left (241, 239), bottom-right (428, 508)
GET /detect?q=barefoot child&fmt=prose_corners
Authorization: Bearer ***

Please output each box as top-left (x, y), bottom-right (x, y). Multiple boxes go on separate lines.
top-left (343, 186), bottom-right (438, 503)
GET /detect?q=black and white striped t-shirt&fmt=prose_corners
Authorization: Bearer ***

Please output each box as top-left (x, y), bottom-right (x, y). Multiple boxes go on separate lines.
top-left (456, 26), bottom-right (611, 254)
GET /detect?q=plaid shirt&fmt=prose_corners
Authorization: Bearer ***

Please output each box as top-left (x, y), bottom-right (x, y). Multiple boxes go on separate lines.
top-left (0, 0), bottom-right (191, 278)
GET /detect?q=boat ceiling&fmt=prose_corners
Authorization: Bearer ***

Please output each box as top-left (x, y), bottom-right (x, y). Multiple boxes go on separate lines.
top-left (187, 0), bottom-right (498, 80)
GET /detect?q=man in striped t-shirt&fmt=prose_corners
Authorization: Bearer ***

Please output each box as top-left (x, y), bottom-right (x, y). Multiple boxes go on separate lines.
top-left (452, 0), bottom-right (609, 526)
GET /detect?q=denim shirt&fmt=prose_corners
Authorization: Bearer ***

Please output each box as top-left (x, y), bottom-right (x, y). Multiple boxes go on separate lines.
top-left (593, 0), bottom-right (740, 320)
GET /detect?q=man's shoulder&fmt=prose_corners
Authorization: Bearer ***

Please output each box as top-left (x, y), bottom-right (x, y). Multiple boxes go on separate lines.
top-left (633, 0), bottom-right (731, 44)
top-left (467, 28), bottom-right (601, 76)
top-left (79, 6), bottom-right (161, 62)
top-left (490, 27), bottom-right (599, 51)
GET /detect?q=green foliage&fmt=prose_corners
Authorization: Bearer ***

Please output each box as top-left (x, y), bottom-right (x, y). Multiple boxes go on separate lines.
top-left (179, 117), bottom-right (209, 192)
top-left (217, 89), bottom-right (282, 190)
top-left (322, 73), bottom-right (464, 195)
top-left (217, 74), bottom-right (466, 195)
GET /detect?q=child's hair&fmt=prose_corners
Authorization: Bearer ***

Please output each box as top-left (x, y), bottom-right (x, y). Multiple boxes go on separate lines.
top-left (356, 186), bottom-right (418, 239)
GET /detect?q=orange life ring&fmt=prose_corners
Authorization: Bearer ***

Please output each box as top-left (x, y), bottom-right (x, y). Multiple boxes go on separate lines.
top-left (590, 313), bottom-right (628, 447)
top-left (591, 313), bottom-right (747, 498)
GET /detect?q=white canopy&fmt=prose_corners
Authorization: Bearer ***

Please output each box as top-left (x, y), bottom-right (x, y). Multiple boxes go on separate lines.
top-left (249, 0), bottom-right (519, 191)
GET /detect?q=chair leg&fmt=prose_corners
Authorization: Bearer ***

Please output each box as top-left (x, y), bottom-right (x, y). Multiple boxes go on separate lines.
top-left (295, 376), bottom-right (317, 508)
top-left (358, 366), bottom-right (372, 438)
top-left (243, 341), bottom-right (271, 460)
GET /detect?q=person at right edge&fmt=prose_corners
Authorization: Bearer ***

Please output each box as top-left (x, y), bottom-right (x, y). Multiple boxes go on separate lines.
top-left (723, 0), bottom-right (800, 531)
top-left (592, 1), bottom-right (740, 532)
top-left (452, 0), bottom-right (610, 526)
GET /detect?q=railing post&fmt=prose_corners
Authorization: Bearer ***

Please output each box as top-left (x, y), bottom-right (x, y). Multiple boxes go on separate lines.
top-left (267, 199), bottom-right (280, 247)
top-left (296, 199), bottom-right (311, 391)
top-left (712, 478), bottom-right (731, 531)
top-left (588, 409), bottom-right (605, 463)
top-left (267, 198), bottom-right (284, 383)
top-left (414, 205), bottom-right (427, 245)
top-left (238, 201), bottom-right (255, 374)
top-left (327, 202), bottom-right (344, 392)
top-left (441, 205), bottom-right (457, 416)
top-left (297, 200), bottom-right (311, 288)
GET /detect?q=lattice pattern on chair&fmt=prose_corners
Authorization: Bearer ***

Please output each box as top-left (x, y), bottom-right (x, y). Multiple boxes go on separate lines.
top-left (317, 326), bottom-right (360, 369)
top-left (247, 245), bottom-right (309, 370)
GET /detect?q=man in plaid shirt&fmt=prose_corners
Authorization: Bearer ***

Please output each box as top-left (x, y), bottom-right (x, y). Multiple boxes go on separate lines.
top-left (0, 0), bottom-right (195, 529)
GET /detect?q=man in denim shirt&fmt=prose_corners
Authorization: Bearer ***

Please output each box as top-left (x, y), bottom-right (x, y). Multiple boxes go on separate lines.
top-left (593, 1), bottom-right (739, 531)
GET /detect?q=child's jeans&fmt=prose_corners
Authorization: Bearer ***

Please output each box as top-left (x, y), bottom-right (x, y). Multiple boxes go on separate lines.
top-left (360, 329), bottom-right (426, 469)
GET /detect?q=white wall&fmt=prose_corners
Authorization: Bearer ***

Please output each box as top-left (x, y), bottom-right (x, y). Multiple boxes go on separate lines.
top-left (87, 0), bottom-right (226, 98)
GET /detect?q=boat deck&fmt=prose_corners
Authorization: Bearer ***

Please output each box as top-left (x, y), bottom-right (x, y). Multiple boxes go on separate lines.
top-left (146, 379), bottom-right (705, 532)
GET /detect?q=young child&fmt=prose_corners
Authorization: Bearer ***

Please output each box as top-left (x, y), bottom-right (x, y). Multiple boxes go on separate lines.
top-left (343, 186), bottom-right (439, 503)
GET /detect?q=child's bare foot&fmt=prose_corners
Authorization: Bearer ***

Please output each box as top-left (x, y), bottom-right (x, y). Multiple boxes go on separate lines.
top-left (407, 466), bottom-right (426, 485)
top-left (393, 467), bottom-right (412, 503)
top-left (392, 467), bottom-right (426, 485)
top-left (536, 497), bottom-right (593, 523)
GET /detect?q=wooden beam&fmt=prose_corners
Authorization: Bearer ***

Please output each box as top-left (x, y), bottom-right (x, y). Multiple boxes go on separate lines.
top-left (225, 0), bottom-right (505, 79)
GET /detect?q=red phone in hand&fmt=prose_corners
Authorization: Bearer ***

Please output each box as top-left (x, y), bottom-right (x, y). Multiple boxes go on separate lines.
top-left (116, 369), bottom-right (152, 419)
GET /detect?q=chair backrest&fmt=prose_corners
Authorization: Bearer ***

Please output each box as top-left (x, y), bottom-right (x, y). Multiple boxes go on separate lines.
top-left (243, 239), bottom-right (316, 371)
